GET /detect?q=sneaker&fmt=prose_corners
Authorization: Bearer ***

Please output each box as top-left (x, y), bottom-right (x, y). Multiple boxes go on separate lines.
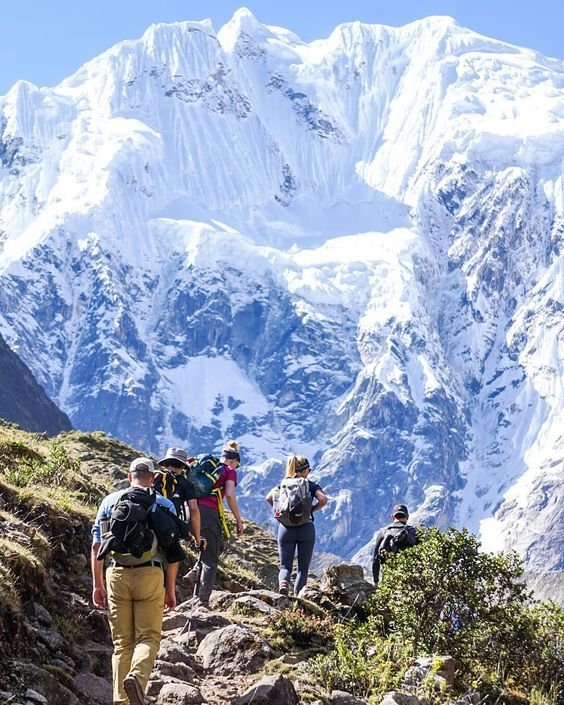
top-left (197, 598), bottom-right (210, 609)
top-left (279, 584), bottom-right (289, 596)
top-left (123, 674), bottom-right (145, 705)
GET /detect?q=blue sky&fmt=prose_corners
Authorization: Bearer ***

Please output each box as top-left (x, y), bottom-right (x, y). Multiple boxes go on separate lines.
top-left (1, 0), bottom-right (562, 95)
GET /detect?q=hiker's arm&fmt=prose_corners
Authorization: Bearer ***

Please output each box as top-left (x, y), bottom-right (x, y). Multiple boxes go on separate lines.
top-left (187, 499), bottom-right (205, 547)
top-left (224, 480), bottom-right (244, 536)
top-left (164, 561), bottom-right (179, 611)
top-left (372, 531), bottom-right (384, 562)
top-left (372, 556), bottom-right (381, 584)
top-left (371, 532), bottom-right (384, 583)
top-left (312, 489), bottom-right (328, 513)
top-left (91, 543), bottom-right (107, 609)
top-left (265, 489), bottom-right (275, 505)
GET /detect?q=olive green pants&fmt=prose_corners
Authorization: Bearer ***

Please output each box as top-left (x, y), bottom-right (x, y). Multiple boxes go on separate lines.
top-left (106, 566), bottom-right (164, 704)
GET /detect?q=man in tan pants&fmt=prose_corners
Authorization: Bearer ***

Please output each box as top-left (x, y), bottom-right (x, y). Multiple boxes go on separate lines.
top-left (91, 458), bottom-right (180, 705)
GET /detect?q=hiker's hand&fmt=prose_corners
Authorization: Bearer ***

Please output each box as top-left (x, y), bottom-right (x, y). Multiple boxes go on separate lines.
top-left (92, 586), bottom-right (107, 610)
top-left (164, 588), bottom-right (177, 612)
top-left (236, 519), bottom-right (245, 536)
top-left (198, 537), bottom-right (207, 550)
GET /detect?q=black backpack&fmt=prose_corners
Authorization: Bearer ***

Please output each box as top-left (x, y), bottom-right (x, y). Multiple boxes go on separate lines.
top-left (377, 524), bottom-right (411, 563)
top-left (149, 502), bottom-right (190, 546)
top-left (153, 470), bottom-right (186, 520)
top-left (153, 469), bottom-right (178, 501)
top-left (97, 487), bottom-right (157, 561)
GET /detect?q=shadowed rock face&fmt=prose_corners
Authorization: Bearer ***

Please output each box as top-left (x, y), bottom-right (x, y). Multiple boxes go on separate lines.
top-left (0, 331), bottom-right (71, 435)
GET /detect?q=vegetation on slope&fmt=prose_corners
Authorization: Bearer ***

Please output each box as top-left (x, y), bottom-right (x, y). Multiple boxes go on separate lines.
top-left (0, 418), bottom-right (562, 705)
top-left (307, 527), bottom-right (564, 705)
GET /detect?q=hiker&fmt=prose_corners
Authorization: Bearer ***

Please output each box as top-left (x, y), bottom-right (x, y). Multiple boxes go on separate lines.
top-left (185, 440), bottom-right (245, 608)
top-left (371, 503), bottom-right (417, 584)
top-left (91, 457), bottom-right (183, 705)
top-left (266, 455), bottom-right (328, 596)
top-left (153, 446), bottom-right (204, 547)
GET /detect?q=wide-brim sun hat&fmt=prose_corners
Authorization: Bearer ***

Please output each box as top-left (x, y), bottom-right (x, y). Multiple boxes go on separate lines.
top-left (158, 447), bottom-right (189, 467)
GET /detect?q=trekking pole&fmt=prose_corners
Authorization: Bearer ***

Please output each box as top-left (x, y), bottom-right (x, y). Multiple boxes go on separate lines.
top-left (179, 540), bottom-right (205, 641)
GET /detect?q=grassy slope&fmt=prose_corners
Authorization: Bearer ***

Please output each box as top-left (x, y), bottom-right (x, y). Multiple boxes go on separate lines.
top-left (0, 420), bottom-right (279, 683)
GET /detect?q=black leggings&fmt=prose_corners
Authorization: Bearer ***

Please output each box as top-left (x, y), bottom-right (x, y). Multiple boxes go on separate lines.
top-left (277, 521), bottom-right (315, 595)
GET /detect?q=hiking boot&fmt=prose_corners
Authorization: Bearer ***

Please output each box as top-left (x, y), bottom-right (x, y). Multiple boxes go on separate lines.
top-left (197, 598), bottom-right (210, 609)
top-left (279, 581), bottom-right (289, 596)
top-left (123, 674), bottom-right (145, 705)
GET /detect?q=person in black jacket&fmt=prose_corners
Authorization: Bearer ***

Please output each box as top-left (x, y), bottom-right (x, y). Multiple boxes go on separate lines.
top-left (372, 503), bottom-right (417, 584)
top-left (153, 447), bottom-right (203, 547)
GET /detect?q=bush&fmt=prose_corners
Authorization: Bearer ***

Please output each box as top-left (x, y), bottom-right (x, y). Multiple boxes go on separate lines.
top-left (268, 606), bottom-right (335, 649)
top-left (309, 616), bottom-right (413, 700)
top-left (311, 527), bottom-right (564, 704)
top-left (3, 441), bottom-right (80, 488)
top-left (374, 527), bottom-right (530, 665)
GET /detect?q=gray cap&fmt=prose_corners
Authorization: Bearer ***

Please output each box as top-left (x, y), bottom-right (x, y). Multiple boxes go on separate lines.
top-left (158, 447), bottom-right (189, 467)
top-left (129, 457), bottom-right (155, 474)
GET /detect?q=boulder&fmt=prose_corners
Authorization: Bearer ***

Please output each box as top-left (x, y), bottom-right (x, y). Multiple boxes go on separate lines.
top-left (153, 659), bottom-right (199, 683)
top-left (35, 627), bottom-right (67, 652)
top-left (403, 656), bottom-right (461, 689)
top-left (321, 564), bottom-right (375, 607)
top-left (17, 663), bottom-right (79, 705)
top-left (196, 624), bottom-right (274, 675)
top-left (72, 673), bottom-right (113, 704)
top-left (24, 690), bottom-right (48, 705)
top-left (31, 603), bottom-right (53, 627)
top-left (157, 682), bottom-right (204, 704)
top-left (379, 691), bottom-right (423, 705)
top-left (157, 637), bottom-right (200, 669)
top-left (227, 594), bottom-right (280, 617)
top-left (231, 674), bottom-right (299, 705)
top-left (213, 589), bottom-right (289, 612)
top-left (328, 690), bottom-right (368, 704)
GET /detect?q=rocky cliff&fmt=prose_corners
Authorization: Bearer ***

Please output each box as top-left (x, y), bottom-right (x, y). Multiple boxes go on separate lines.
top-left (0, 331), bottom-right (72, 435)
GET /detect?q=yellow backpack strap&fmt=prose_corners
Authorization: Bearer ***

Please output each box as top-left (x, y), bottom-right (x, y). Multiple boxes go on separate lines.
top-left (154, 469), bottom-right (168, 497)
top-left (213, 487), bottom-right (231, 539)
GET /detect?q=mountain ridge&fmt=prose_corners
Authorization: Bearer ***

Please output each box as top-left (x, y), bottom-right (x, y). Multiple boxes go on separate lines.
top-left (0, 331), bottom-right (72, 435)
top-left (0, 10), bottom-right (562, 588)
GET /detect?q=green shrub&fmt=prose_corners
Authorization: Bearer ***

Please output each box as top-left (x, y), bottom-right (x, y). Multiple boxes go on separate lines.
top-left (309, 616), bottom-right (413, 700)
top-left (374, 528), bottom-right (530, 665)
top-left (268, 606), bottom-right (335, 649)
top-left (3, 441), bottom-right (80, 488)
top-left (312, 527), bottom-right (564, 704)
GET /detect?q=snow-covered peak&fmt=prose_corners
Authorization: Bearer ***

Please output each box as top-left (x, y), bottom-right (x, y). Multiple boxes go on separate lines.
top-left (219, 7), bottom-right (263, 39)
top-left (0, 11), bottom-right (562, 596)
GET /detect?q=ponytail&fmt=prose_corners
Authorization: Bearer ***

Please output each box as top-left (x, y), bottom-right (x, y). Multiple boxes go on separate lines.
top-left (285, 455), bottom-right (309, 478)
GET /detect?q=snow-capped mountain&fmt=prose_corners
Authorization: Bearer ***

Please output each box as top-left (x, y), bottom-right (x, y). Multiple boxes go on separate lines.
top-left (0, 9), bottom-right (562, 590)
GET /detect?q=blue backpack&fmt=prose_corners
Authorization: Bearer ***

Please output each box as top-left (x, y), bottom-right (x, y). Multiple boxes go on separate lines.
top-left (186, 454), bottom-right (224, 498)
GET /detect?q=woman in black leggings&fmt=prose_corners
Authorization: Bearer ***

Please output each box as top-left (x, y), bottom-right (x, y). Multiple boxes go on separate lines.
top-left (266, 455), bottom-right (328, 596)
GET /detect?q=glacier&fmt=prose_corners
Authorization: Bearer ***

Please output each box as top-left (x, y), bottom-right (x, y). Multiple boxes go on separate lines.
top-left (0, 8), bottom-right (562, 592)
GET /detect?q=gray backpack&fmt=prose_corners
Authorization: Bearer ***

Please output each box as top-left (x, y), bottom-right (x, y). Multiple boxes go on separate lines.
top-left (275, 477), bottom-right (313, 527)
